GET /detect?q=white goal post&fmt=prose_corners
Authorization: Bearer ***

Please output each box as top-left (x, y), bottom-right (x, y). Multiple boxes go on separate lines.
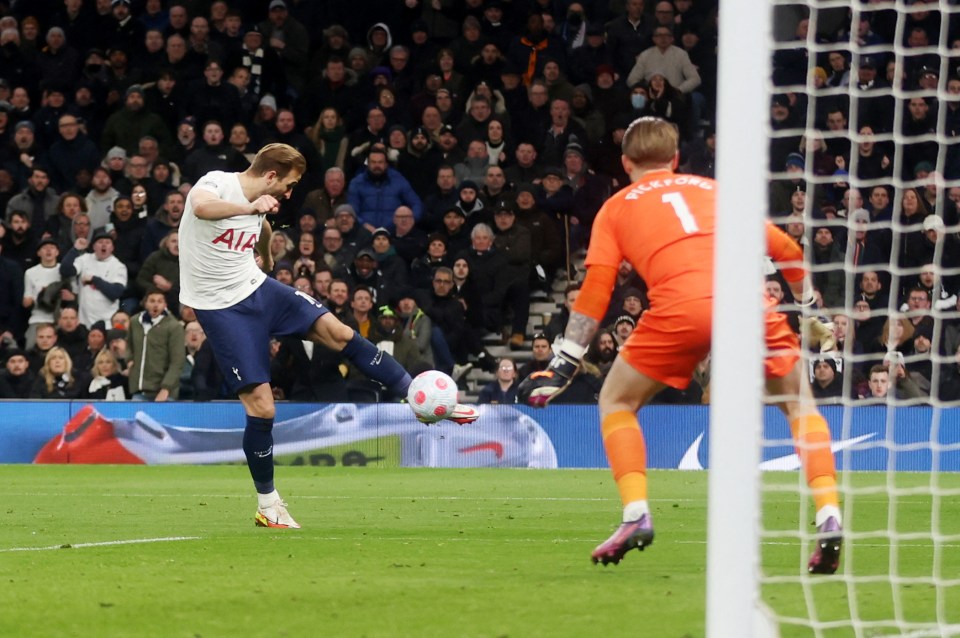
top-left (708, 0), bottom-right (770, 635)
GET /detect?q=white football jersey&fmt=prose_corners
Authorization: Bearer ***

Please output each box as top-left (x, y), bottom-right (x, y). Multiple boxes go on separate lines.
top-left (179, 171), bottom-right (267, 310)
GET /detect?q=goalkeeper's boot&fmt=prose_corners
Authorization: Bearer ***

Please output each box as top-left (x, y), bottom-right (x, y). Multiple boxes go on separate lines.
top-left (591, 513), bottom-right (655, 566)
top-left (255, 499), bottom-right (301, 529)
top-left (446, 404), bottom-right (479, 425)
top-left (807, 516), bottom-right (842, 574)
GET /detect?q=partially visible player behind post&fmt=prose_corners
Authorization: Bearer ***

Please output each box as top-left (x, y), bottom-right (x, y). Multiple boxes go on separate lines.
top-left (518, 118), bottom-right (843, 572)
top-left (179, 143), bottom-right (478, 529)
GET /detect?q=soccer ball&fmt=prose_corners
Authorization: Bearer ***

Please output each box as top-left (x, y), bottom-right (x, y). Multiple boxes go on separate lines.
top-left (407, 370), bottom-right (459, 423)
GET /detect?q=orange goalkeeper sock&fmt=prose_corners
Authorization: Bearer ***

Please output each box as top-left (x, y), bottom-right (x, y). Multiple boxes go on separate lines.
top-left (601, 411), bottom-right (648, 507)
top-left (790, 414), bottom-right (839, 512)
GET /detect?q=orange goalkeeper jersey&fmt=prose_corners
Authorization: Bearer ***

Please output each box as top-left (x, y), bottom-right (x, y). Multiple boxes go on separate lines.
top-left (585, 169), bottom-right (806, 312)
top-left (585, 170), bottom-right (717, 313)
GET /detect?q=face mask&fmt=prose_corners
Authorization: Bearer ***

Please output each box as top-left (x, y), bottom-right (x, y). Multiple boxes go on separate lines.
top-left (85, 63), bottom-right (102, 74)
top-left (631, 94), bottom-right (647, 110)
top-left (568, 12), bottom-right (583, 26)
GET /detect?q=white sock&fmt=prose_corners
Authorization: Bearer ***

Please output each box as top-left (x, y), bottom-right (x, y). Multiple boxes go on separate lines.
top-left (815, 504), bottom-right (842, 527)
top-left (622, 500), bottom-right (649, 523)
top-left (257, 490), bottom-right (280, 509)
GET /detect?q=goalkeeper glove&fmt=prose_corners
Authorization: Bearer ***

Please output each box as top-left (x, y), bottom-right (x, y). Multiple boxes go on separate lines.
top-left (518, 344), bottom-right (583, 407)
top-left (800, 317), bottom-right (836, 352)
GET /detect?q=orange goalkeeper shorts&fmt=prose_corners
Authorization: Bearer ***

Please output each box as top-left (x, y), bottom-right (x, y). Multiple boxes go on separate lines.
top-left (619, 298), bottom-right (712, 389)
top-left (764, 309), bottom-right (800, 379)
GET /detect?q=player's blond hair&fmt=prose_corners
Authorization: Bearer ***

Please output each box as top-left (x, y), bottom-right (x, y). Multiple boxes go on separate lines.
top-left (250, 143), bottom-right (307, 179)
top-left (621, 117), bottom-right (679, 167)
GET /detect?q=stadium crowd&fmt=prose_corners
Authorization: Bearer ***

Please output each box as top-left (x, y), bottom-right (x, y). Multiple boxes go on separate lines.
top-left (0, 0), bottom-right (957, 405)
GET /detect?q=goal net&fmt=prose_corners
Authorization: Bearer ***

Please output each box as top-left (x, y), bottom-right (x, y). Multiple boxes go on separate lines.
top-left (711, 0), bottom-right (960, 636)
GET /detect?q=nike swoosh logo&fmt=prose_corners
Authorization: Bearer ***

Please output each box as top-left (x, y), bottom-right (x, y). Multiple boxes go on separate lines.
top-left (759, 433), bottom-right (876, 471)
top-left (678, 433), bottom-right (705, 470)
top-left (459, 442), bottom-right (504, 459)
top-left (677, 432), bottom-right (877, 471)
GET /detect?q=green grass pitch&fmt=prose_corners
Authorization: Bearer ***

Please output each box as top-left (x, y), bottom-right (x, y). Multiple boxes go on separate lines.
top-left (2, 466), bottom-right (958, 637)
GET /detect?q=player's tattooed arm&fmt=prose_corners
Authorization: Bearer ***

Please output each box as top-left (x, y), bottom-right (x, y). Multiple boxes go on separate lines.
top-left (563, 312), bottom-right (599, 351)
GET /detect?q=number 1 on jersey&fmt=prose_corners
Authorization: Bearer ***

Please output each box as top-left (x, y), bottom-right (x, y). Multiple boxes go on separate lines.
top-left (662, 192), bottom-right (700, 233)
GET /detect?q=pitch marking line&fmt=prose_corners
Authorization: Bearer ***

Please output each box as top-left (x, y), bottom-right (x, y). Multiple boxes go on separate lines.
top-left (1, 536), bottom-right (201, 553)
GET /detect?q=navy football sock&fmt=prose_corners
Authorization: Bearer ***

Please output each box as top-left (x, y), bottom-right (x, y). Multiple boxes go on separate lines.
top-left (243, 416), bottom-right (275, 494)
top-left (341, 331), bottom-right (412, 396)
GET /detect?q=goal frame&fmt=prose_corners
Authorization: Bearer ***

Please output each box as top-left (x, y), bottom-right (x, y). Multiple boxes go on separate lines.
top-left (707, 0), bottom-right (771, 635)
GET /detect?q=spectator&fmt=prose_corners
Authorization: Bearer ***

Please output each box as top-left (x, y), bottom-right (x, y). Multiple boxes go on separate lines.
top-left (182, 120), bottom-right (248, 183)
top-left (331, 203), bottom-right (371, 259)
top-left (391, 205), bottom-right (427, 264)
top-left (613, 314), bottom-right (637, 347)
top-left (811, 357), bottom-right (844, 402)
top-left (605, 0), bottom-right (655, 78)
top-left (55, 304), bottom-right (88, 361)
top-left (257, 0), bottom-right (309, 93)
top-left (398, 127), bottom-right (443, 197)
top-left (459, 222), bottom-right (530, 348)
top-left (73, 319), bottom-right (107, 373)
top-left (60, 228), bottom-right (128, 328)
top-left (128, 289), bottom-right (185, 401)
top-left (421, 165), bottom-right (460, 232)
top-left (506, 13), bottom-right (566, 86)
top-left (26, 322), bottom-right (57, 372)
top-left (0, 347), bottom-right (34, 398)
top-left (395, 289), bottom-right (434, 368)
top-left (29, 346), bottom-right (87, 399)
top-left (22, 237), bottom-right (63, 348)
top-left (84, 348), bottom-right (128, 400)
top-left (416, 265), bottom-right (496, 375)
top-left (478, 357), bottom-right (519, 404)
top-left (6, 165), bottom-right (58, 230)
top-left (537, 98), bottom-right (588, 167)
top-left (301, 167), bottom-right (347, 227)
top-left (184, 59), bottom-right (241, 131)
top-left (517, 333), bottom-right (553, 380)
top-left (367, 305), bottom-right (423, 381)
top-left (101, 84), bottom-right (174, 159)
top-left (85, 168), bottom-right (121, 229)
top-left (47, 114), bottom-right (100, 193)
top-left (371, 228), bottom-right (410, 288)
top-left (137, 228), bottom-right (179, 312)
top-left (1, 209), bottom-right (37, 270)
top-left (141, 190), bottom-right (184, 257)
top-left (347, 147), bottom-right (422, 230)
top-left (583, 329), bottom-right (619, 379)
top-left (544, 283), bottom-right (580, 344)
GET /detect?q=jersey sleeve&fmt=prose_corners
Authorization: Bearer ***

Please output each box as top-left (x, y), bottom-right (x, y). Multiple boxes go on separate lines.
top-left (192, 172), bottom-right (224, 197)
top-left (766, 221), bottom-right (805, 282)
top-left (584, 199), bottom-right (624, 269)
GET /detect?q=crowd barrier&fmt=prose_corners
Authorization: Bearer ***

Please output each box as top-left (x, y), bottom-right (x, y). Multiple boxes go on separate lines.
top-left (2, 402), bottom-right (958, 471)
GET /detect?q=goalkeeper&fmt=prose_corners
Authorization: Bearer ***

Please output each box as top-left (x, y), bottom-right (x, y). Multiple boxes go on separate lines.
top-left (519, 117), bottom-right (842, 573)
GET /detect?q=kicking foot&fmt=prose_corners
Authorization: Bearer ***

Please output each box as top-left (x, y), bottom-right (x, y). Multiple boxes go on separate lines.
top-left (591, 513), bottom-right (655, 566)
top-left (446, 404), bottom-right (479, 425)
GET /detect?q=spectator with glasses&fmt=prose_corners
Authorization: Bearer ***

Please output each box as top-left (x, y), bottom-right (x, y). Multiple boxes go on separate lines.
top-left (478, 357), bottom-right (519, 404)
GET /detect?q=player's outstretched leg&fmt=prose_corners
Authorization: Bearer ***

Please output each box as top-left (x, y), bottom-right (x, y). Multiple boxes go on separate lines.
top-left (335, 324), bottom-right (478, 425)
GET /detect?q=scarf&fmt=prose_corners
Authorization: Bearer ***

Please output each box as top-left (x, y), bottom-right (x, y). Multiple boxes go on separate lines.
top-left (519, 36), bottom-right (548, 85)
top-left (242, 47), bottom-right (265, 94)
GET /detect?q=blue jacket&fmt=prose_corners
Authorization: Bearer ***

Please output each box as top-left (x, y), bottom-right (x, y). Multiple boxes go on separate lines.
top-left (347, 168), bottom-right (423, 229)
